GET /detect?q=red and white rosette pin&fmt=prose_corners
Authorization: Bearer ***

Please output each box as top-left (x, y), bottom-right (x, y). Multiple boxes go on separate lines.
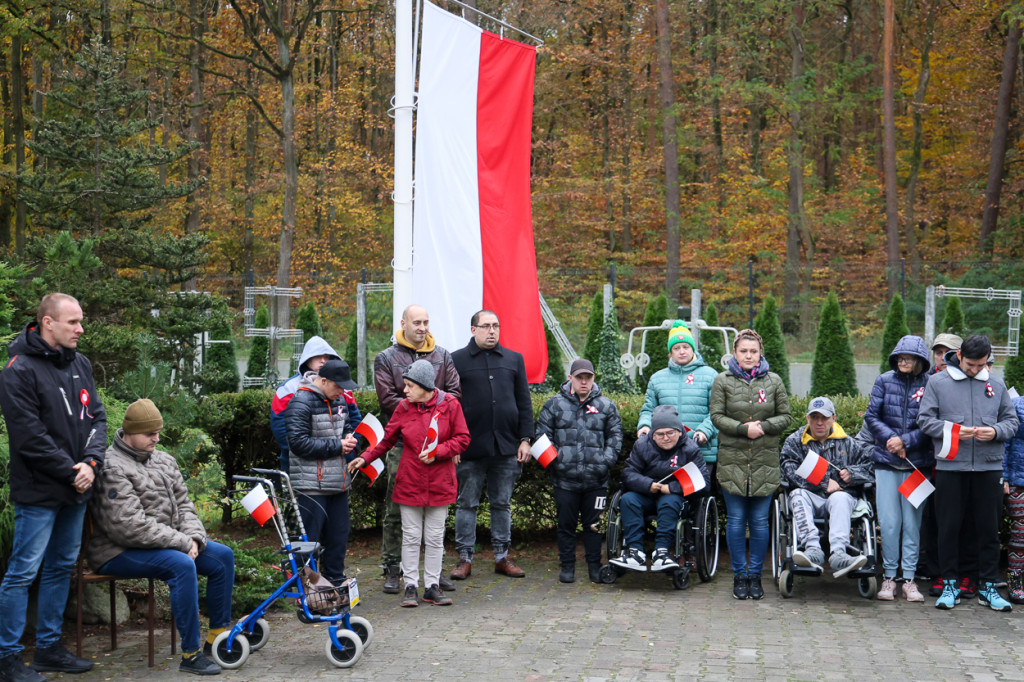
top-left (79, 389), bottom-right (94, 419)
top-left (986, 382), bottom-right (994, 398)
top-left (911, 387), bottom-right (924, 402)
top-left (685, 374), bottom-right (694, 385)
top-left (757, 388), bottom-right (767, 404)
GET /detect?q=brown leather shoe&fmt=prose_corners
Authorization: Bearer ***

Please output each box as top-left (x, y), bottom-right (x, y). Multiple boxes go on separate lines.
top-left (450, 558), bottom-right (472, 580)
top-left (495, 556), bottom-right (525, 578)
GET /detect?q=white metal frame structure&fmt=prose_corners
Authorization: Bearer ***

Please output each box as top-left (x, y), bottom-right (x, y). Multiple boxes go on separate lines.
top-left (243, 285), bottom-right (304, 387)
top-left (924, 285), bottom-right (1021, 357)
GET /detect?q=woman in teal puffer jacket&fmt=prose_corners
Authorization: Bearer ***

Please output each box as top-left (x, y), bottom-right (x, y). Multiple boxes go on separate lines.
top-left (637, 322), bottom-right (719, 466)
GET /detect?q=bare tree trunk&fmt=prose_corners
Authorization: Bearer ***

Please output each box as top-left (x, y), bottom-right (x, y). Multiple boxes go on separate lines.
top-left (0, 67), bottom-right (12, 249)
top-left (243, 63), bottom-right (258, 277)
top-left (707, 0), bottom-right (723, 176)
top-left (784, 0), bottom-right (811, 332)
top-left (11, 36), bottom-right (26, 254)
top-left (655, 0), bottom-right (680, 305)
top-left (882, 0), bottom-right (900, 297)
top-left (904, 2), bottom-right (937, 279)
top-left (184, 0), bottom-right (207, 291)
top-left (979, 22), bottom-right (1021, 254)
top-left (276, 51), bottom-right (296, 332)
top-left (619, 0), bottom-right (634, 254)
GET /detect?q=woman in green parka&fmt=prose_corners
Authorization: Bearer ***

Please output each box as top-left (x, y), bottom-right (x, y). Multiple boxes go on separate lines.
top-left (710, 328), bottom-right (791, 601)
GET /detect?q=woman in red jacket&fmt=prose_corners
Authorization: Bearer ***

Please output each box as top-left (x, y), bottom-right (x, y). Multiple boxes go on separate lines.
top-left (349, 360), bottom-right (470, 607)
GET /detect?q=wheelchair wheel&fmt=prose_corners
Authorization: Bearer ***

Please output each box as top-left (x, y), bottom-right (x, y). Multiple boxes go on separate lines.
top-left (858, 576), bottom-right (878, 599)
top-left (778, 569), bottom-right (795, 598)
top-left (325, 630), bottom-right (363, 668)
top-left (695, 495), bottom-right (720, 582)
top-left (210, 630), bottom-right (251, 669)
top-left (598, 565), bottom-right (618, 584)
top-left (347, 615), bottom-right (374, 649)
top-left (245, 618), bottom-right (270, 652)
top-left (672, 567), bottom-right (691, 590)
top-left (605, 491), bottom-right (623, 561)
top-left (770, 494), bottom-right (787, 580)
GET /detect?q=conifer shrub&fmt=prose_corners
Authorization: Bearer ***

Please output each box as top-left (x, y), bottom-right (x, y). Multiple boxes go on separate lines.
top-left (810, 292), bottom-right (858, 397)
top-left (879, 294), bottom-right (911, 373)
top-left (582, 291), bottom-right (604, 364)
top-left (755, 295), bottom-right (790, 392)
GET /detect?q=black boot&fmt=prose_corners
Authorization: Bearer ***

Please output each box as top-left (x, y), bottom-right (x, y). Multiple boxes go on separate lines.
top-left (733, 574), bottom-right (749, 600)
top-left (588, 562), bottom-right (603, 584)
top-left (748, 574), bottom-right (764, 600)
top-left (559, 562), bottom-right (575, 583)
top-left (30, 643), bottom-right (93, 674)
top-left (382, 564), bottom-right (402, 594)
top-left (0, 653), bottom-right (46, 682)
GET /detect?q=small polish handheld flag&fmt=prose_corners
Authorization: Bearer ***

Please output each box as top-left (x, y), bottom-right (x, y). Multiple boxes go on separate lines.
top-left (358, 459), bottom-right (386, 486)
top-left (795, 449), bottom-right (829, 486)
top-left (241, 485), bottom-right (276, 526)
top-left (530, 434), bottom-right (558, 468)
top-left (354, 414), bottom-right (385, 449)
top-left (421, 411), bottom-right (440, 461)
top-left (898, 469), bottom-right (935, 509)
top-left (671, 462), bottom-right (706, 496)
top-left (936, 421), bottom-right (961, 460)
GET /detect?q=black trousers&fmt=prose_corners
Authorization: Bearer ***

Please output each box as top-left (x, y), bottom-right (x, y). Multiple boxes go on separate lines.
top-left (935, 470), bottom-right (1001, 583)
top-left (553, 487), bottom-right (606, 565)
top-left (919, 489), bottom-right (978, 580)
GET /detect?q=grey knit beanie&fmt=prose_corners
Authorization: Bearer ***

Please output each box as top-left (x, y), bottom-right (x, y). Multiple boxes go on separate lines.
top-left (403, 359), bottom-right (436, 391)
top-left (650, 405), bottom-right (683, 432)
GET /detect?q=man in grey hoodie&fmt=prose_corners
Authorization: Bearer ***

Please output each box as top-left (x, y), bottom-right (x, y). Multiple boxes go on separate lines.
top-left (918, 334), bottom-right (1019, 611)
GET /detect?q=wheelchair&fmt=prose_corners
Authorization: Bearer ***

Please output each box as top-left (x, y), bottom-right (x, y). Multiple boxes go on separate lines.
top-left (598, 489), bottom-right (720, 590)
top-left (769, 483), bottom-right (879, 599)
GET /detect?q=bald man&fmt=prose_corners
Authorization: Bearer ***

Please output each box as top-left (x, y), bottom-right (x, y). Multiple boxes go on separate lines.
top-left (372, 305), bottom-right (461, 594)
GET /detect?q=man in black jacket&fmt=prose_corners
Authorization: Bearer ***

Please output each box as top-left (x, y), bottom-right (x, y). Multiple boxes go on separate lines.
top-left (449, 310), bottom-right (533, 580)
top-left (0, 294), bottom-right (106, 682)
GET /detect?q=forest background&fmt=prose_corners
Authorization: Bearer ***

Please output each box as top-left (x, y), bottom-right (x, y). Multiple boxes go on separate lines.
top-left (1, 0), bottom-right (1023, 369)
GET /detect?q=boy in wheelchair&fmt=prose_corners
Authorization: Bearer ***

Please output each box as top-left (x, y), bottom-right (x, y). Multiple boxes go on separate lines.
top-left (780, 397), bottom-right (874, 577)
top-left (610, 406), bottom-right (710, 572)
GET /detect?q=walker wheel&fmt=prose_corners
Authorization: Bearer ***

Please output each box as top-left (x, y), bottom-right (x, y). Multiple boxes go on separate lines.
top-left (210, 630), bottom-right (250, 669)
top-left (325, 630), bottom-right (363, 668)
top-left (348, 615), bottom-right (374, 649)
top-left (246, 618), bottom-right (270, 651)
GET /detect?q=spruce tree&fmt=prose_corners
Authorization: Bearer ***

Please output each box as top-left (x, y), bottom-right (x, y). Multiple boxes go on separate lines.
top-left (754, 296), bottom-right (790, 391)
top-left (199, 320), bottom-right (240, 394)
top-left (701, 302), bottom-right (725, 370)
top-left (344, 319), bottom-right (359, 373)
top-left (811, 292), bottom-right (858, 397)
top-left (543, 322), bottom-right (565, 392)
top-left (596, 310), bottom-right (634, 394)
top-left (942, 297), bottom-right (967, 337)
top-left (638, 293), bottom-right (669, 391)
top-left (582, 291), bottom-right (604, 364)
top-left (245, 304), bottom-right (271, 387)
top-left (1004, 353), bottom-right (1024, 393)
top-left (879, 294), bottom-right (911, 373)
top-left (295, 301), bottom-right (323, 342)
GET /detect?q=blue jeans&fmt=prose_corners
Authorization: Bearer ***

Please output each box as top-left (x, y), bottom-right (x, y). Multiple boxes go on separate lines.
top-left (619, 491), bottom-right (685, 551)
top-left (297, 492), bottom-right (350, 583)
top-left (455, 456), bottom-right (522, 561)
top-left (0, 503), bottom-right (87, 656)
top-left (722, 491), bottom-right (772, 577)
top-left (875, 468), bottom-right (923, 580)
top-left (99, 541), bottom-right (235, 653)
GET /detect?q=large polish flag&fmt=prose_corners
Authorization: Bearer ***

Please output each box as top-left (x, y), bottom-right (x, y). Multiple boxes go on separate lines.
top-left (412, 1), bottom-right (547, 383)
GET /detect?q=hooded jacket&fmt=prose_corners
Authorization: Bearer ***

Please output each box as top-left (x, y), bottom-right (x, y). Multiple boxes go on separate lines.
top-left (373, 330), bottom-right (461, 423)
top-left (86, 430), bottom-right (207, 570)
top-left (638, 354), bottom-right (719, 462)
top-left (1004, 397), bottom-right (1024, 488)
top-left (780, 423), bottom-right (874, 495)
top-left (864, 335), bottom-right (933, 470)
top-left (918, 351), bottom-right (1019, 472)
top-left (452, 338), bottom-right (534, 460)
top-left (361, 389), bottom-right (470, 506)
top-left (535, 381), bottom-right (623, 492)
top-left (285, 372), bottom-right (355, 493)
top-left (0, 322), bottom-right (107, 507)
top-left (270, 336), bottom-right (361, 454)
top-left (621, 431), bottom-right (709, 497)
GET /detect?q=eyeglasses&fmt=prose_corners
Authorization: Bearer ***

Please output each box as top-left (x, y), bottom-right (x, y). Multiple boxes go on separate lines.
top-left (474, 324), bottom-right (500, 331)
top-left (652, 430), bottom-right (678, 440)
top-left (896, 356), bottom-right (916, 365)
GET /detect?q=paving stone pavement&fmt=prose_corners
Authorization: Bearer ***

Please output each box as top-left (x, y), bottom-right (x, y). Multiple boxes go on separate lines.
top-left (63, 549), bottom-right (1024, 681)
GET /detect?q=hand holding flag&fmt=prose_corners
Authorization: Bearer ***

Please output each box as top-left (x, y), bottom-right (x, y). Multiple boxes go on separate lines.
top-left (936, 421), bottom-right (961, 460)
top-left (795, 448), bottom-right (831, 486)
top-left (354, 413), bottom-right (385, 450)
top-left (420, 410), bottom-right (441, 462)
top-left (669, 462), bottom-right (706, 496)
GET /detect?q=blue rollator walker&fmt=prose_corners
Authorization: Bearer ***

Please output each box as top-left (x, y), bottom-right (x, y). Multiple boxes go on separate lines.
top-left (211, 469), bottom-right (373, 669)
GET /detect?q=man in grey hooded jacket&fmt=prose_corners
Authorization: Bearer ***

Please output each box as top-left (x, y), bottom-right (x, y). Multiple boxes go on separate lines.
top-left (918, 334), bottom-right (1019, 611)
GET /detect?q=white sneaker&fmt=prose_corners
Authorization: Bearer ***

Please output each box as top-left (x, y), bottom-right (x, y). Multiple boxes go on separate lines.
top-left (877, 577), bottom-right (897, 601)
top-left (610, 547), bottom-right (647, 571)
top-left (830, 551), bottom-right (868, 578)
top-left (902, 580), bottom-right (925, 603)
top-left (650, 548), bottom-right (679, 572)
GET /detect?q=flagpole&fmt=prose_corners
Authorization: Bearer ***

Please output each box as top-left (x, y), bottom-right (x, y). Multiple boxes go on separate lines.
top-left (392, 0), bottom-right (415, 333)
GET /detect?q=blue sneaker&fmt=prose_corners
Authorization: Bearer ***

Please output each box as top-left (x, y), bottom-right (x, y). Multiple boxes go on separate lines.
top-left (977, 582), bottom-right (1013, 612)
top-left (935, 579), bottom-right (959, 610)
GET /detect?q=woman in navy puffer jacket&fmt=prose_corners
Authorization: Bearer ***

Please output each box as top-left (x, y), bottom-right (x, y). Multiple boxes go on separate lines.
top-left (864, 334), bottom-right (932, 602)
top-left (1003, 396), bottom-right (1024, 602)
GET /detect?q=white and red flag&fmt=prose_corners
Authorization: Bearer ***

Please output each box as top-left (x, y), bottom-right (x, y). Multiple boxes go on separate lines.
top-left (358, 459), bottom-right (386, 486)
top-left (936, 421), bottom-right (961, 460)
top-left (530, 434), bottom-right (558, 468)
top-left (411, 1), bottom-right (546, 382)
top-left (898, 469), bottom-right (935, 509)
top-left (671, 462), bottom-right (706, 497)
top-left (421, 411), bottom-right (441, 461)
top-left (354, 413), bottom-right (385, 449)
top-left (241, 485), bottom-right (276, 526)
top-left (795, 448), bottom-right (829, 486)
